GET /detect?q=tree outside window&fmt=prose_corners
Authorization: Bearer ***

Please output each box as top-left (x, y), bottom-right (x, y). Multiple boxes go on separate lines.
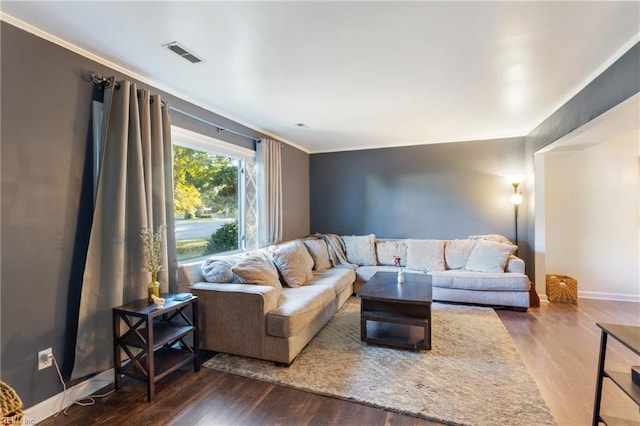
top-left (173, 145), bottom-right (240, 261)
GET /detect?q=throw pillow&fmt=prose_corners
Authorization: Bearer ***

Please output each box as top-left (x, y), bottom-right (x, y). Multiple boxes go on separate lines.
top-left (303, 238), bottom-right (332, 271)
top-left (406, 239), bottom-right (446, 272)
top-left (201, 257), bottom-right (235, 283)
top-left (444, 239), bottom-right (476, 270)
top-left (270, 240), bottom-right (314, 287)
top-left (464, 240), bottom-right (518, 273)
top-left (341, 234), bottom-right (377, 266)
top-left (231, 254), bottom-right (282, 290)
top-left (468, 234), bottom-right (513, 245)
top-left (375, 240), bottom-right (407, 266)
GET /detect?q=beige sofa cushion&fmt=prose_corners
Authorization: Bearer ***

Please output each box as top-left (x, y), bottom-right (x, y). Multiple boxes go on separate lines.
top-left (267, 286), bottom-right (336, 338)
top-left (307, 267), bottom-right (355, 297)
top-left (465, 241), bottom-right (518, 273)
top-left (445, 239), bottom-right (476, 270)
top-left (342, 234), bottom-right (377, 266)
top-left (231, 254), bottom-right (282, 291)
top-left (355, 265), bottom-right (425, 283)
top-left (406, 239), bottom-right (446, 272)
top-left (303, 239), bottom-right (332, 271)
top-left (430, 270), bottom-right (530, 291)
top-left (271, 240), bottom-right (314, 287)
top-left (376, 240), bottom-right (407, 266)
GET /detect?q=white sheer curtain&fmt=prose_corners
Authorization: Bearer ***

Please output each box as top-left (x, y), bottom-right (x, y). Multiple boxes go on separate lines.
top-left (257, 138), bottom-right (283, 247)
top-left (72, 80), bottom-right (176, 379)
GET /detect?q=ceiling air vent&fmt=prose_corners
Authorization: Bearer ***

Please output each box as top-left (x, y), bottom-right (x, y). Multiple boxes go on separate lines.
top-left (163, 42), bottom-right (203, 64)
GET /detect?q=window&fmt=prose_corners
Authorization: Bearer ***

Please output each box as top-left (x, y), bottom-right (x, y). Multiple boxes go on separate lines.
top-left (172, 127), bottom-right (257, 262)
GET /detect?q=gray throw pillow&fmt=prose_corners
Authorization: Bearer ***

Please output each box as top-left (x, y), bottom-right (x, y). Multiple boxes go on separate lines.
top-left (231, 254), bottom-right (282, 290)
top-left (342, 234), bottom-right (377, 266)
top-left (303, 238), bottom-right (332, 271)
top-left (270, 240), bottom-right (314, 287)
top-left (464, 241), bottom-right (517, 273)
top-left (201, 257), bottom-right (235, 283)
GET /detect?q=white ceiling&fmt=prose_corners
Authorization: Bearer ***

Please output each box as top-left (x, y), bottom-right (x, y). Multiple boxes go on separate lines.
top-left (2, 1), bottom-right (639, 153)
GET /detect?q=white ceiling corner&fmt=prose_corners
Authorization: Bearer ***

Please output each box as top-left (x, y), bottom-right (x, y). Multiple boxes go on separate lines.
top-left (2, 1), bottom-right (639, 154)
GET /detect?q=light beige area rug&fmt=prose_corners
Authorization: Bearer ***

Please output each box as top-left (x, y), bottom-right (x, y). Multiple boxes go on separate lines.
top-left (203, 298), bottom-right (556, 426)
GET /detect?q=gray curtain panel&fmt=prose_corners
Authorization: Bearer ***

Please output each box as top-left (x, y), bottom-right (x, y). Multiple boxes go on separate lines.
top-left (72, 80), bottom-right (176, 380)
top-left (257, 139), bottom-right (283, 247)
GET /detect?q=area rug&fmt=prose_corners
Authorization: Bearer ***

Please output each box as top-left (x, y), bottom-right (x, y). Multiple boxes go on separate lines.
top-left (203, 298), bottom-right (556, 426)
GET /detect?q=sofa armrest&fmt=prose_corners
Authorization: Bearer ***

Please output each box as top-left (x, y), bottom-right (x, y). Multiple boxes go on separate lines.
top-left (506, 256), bottom-right (525, 274)
top-left (190, 282), bottom-right (280, 356)
top-left (178, 263), bottom-right (205, 293)
top-left (191, 282), bottom-right (280, 314)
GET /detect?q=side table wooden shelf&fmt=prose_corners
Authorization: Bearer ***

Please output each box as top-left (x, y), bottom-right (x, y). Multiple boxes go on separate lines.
top-left (113, 294), bottom-right (199, 402)
top-left (592, 323), bottom-right (640, 426)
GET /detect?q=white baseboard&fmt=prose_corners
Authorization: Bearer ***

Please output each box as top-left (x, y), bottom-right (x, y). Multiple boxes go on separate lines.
top-left (578, 291), bottom-right (640, 302)
top-left (23, 369), bottom-right (114, 424)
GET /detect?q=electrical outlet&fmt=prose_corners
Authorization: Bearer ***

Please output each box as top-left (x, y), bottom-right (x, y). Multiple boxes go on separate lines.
top-left (38, 348), bottom-right (53, 370)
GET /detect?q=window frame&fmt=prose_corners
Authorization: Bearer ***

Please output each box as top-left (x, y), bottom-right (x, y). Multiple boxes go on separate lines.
top-left (171, 126), bottom-right (255, 263)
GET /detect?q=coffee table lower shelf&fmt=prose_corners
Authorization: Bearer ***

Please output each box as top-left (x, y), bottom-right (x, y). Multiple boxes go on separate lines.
top-left (361, 311), bottom-right (430, 350)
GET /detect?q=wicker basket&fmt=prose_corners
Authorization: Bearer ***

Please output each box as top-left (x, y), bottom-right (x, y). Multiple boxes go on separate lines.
top-left (1, 381), bottom-right (23, 425)
top-left (546, 274), bottom-right (578, 304)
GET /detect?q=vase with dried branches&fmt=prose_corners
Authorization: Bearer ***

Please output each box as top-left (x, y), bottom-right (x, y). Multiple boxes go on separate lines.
top-left (141, 225), bottom-right (166, 302)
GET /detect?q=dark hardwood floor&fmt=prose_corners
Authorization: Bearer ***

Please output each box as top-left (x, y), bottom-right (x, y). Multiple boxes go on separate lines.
top-left (40, 299), bottom-right (639, 426)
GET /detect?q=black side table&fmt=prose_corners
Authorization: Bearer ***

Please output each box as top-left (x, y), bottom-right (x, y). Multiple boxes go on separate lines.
top-left (592, 322), bottom-right (640, 425)
top-left (113, 294), bottom-right (199, 402)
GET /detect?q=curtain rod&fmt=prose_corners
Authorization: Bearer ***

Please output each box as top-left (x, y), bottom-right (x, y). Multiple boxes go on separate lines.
top-left (89, 73), bottom-right (262, 144)
top-left (168, 106), bottom-right (262, 144)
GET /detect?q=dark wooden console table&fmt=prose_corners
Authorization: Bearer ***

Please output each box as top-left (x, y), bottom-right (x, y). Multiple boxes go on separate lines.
top-left (113, 294), bottom-right (199, 402)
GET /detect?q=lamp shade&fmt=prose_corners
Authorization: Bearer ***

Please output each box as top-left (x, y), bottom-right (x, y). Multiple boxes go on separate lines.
top-left (510, 192), bottom-right (523, 205)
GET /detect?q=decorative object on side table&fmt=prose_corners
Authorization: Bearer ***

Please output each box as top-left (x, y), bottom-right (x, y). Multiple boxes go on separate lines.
top-left (141, 225), bottom-right (166, 302)
top-left (150, 294), bottom-right (165, 308)
top-left (393, 255), bottom-right (404, 283)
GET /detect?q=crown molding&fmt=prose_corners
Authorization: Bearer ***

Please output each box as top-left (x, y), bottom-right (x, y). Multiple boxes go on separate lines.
top-left (0, 12), bottom-right (310, 154)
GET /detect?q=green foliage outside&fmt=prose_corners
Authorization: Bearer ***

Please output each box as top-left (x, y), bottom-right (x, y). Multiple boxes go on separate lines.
top-left (173, 146), bottom-right (239, 218)
top-left (204, 220), bottom-right (239, 255)
top-left (176, 239), bottom-right (208, 261)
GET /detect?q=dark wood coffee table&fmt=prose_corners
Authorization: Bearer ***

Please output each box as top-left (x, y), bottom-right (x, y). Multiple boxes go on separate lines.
top-left (359, 271), bottom-right (433, 350)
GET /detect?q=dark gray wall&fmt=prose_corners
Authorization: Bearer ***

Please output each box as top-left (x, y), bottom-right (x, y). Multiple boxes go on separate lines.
top-left (0, 22), bottom-right (309, 408)
top-left (522, 42), bottom-right (640, 280)
top-left (310, 138), bottom-right (525, 241)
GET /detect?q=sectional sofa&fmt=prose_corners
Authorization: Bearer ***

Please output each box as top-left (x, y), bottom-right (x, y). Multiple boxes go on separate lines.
top-left (178, 234), bottom-right (530, 365)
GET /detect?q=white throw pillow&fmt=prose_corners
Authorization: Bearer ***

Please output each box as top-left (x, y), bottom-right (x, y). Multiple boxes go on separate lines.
top-left (201, 257), bottom-right (235, 283)
top-left (303, 239), bottom-right (332, 271)
top-left (464, 241), bottom-right (518, 273)
top-left (342, 234), bottom-right (377, 266)
top-left (406, 239), bottom-right (446, 272)
top-left (376, 240), bottom-right (407, 266)
top-left (231, 254), bottom-right (282, 290)
top-left (445, 239), bottom-right (476, 270)
top-left (270, 240), bottom-right (314, 287)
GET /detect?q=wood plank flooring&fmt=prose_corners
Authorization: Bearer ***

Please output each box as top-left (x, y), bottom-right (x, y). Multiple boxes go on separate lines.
top-left (41, 299), bottom-right (639, 426)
